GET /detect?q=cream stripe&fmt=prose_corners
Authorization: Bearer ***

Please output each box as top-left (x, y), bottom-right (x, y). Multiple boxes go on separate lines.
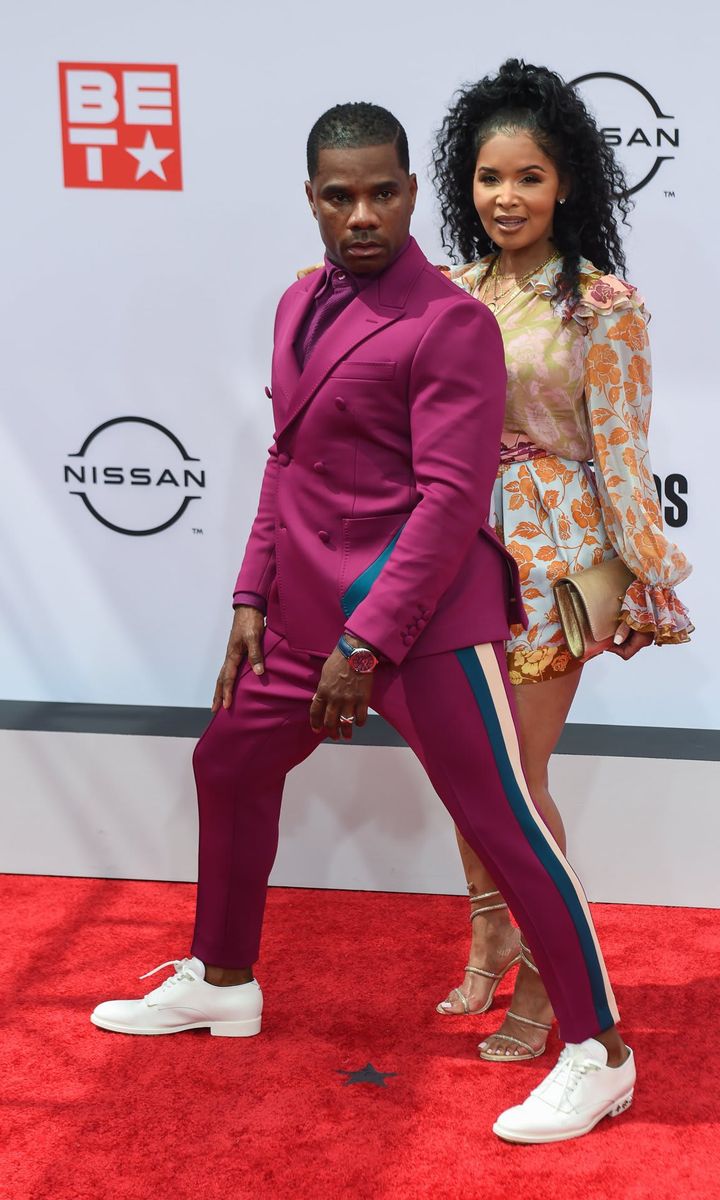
top-left (474, 643), bottom-right (619, 1024)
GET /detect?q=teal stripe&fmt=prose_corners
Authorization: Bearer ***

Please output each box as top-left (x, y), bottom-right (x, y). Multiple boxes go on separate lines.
top-left (455, 646), bottom-right (613, 1031)
top-left (341, 528), bottom-right (404, 618)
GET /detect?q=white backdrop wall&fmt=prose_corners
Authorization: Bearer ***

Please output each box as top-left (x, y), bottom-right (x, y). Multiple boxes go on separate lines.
top-left (1, 0), bottom-right (711, 729)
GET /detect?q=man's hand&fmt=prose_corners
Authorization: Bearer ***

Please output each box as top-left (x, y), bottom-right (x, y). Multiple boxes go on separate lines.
top-left (211, 606), bottom-right (266, 712)
top-left (606, 620), bottom-right (654, 661)
top-left (309, 638), bottom-right (375, 740)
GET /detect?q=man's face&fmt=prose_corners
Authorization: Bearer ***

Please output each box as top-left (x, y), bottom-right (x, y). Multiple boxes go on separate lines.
top-left (305, 143), bottom-right (417, 275)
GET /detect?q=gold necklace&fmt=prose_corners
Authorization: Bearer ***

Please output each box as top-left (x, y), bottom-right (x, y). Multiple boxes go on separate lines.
top-left (481, 250), bottom-right (559, 315)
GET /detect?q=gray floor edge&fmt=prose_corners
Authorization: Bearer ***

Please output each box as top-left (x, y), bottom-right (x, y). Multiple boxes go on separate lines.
top-left (0, 700), bottom-right (717, 761)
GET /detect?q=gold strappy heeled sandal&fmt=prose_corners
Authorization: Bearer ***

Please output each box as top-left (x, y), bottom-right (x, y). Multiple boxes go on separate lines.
top-left (477, 941), bottom-right (553, 1061)
top-left (436, 889), bottom-right (521, 1017)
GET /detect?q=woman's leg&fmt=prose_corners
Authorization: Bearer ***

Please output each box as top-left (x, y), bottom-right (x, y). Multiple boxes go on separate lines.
top-left (438, 668), bottom-right (580, 1018)
top-left (478, 668), bottom-right (583, 1055)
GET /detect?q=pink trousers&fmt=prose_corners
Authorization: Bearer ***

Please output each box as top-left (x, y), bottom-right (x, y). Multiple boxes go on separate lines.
top-left (191, 629), bottom-right (619, 1043)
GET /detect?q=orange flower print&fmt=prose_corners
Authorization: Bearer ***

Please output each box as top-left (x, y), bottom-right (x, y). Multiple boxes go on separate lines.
top-left (534, 458), bottom-right (559, 484)
top-left (628, 354), bottom-right (651, 393)
top-left (586, 343), bottom-right (621, 389)
top-left (518, 646), bottom-right (557, 678)
top-left (635, 527), bottom-right (669, 564)
top-left (571, 492), bottom-right (601, 530)
top-left (634, 490), bottom-right (662, 526)
top-left (546, 560), bottom-right (570, 584)
top-left (506, 541), bottom-right (534, 582)
top-left (622, 447), bottom-right (638, 474)
top-left (557, 514), bottom-right (572, 541)
top-left (608, 312), bottom-right (647, 352)
top-left (592, 432), bottom-right (609, 473)
top-left (623, 381), bottom-right (638, 405)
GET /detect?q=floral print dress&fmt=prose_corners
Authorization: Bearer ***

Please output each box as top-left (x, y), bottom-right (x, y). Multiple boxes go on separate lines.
top-left (452, 256), bottom-right (693, 685)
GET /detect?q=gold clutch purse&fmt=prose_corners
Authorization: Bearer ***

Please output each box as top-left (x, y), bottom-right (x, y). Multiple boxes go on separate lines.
top-left (552, 556), bottom-right (635, 661)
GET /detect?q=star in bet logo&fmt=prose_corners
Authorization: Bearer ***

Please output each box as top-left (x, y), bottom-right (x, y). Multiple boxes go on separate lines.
top-left (58, 63), bottom-right (182, 190)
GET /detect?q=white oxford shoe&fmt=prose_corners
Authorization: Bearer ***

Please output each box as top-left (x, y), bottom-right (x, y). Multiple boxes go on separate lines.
top-left (90, 957), bottom-right (263, 1037)
top-left (493, 1037), bottom-right (635, 1144)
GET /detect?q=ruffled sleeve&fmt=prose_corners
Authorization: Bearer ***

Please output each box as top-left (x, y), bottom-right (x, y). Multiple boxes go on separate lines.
top-left (578, 274), bottom-right (694, 644)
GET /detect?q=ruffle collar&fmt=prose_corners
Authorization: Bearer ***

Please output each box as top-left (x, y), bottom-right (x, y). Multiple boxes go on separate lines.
top-left (451, 255), bottom-right (645, 324)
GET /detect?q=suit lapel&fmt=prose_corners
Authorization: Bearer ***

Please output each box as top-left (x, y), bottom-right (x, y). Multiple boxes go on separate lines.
top-left (272, 272), bottom-right (320, 407)
top-left (275, 238), bottom-right (427, 442)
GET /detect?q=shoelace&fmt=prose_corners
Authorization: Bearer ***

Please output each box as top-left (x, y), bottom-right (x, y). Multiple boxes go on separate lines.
top-left (536, 1046), bottom-right (601, 1112)
top-left (138, 958), bottom-right (199, 999)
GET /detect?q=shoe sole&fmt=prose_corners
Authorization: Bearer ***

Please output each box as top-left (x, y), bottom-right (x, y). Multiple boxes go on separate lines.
top-left (479, 1047), bottom-right (546, 1063)
top-left (90, 1014), bottom-right (262, 1038)
top-left (492, 1089), bottom-right (634, 1144)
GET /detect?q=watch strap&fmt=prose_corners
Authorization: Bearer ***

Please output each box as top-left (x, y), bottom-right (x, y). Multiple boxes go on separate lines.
top-left (337, 633), bottom-right (359, 660)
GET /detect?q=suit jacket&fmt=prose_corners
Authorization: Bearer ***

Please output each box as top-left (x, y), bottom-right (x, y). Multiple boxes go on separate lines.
top-left (234, 237), bottom-right (525, 665)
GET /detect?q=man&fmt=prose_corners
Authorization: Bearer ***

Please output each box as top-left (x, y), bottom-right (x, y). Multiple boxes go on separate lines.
top-left (92, 103), bottom-right (636, 1144)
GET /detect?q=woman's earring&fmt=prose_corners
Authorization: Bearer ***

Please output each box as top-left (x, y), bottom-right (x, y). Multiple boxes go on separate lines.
top-left (558, 198), bottom-right (566, 206)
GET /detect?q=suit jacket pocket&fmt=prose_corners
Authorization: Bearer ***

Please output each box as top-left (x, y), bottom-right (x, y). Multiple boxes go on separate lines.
top-left (331, 360), bottom-right (397, 380)
top-left (339, 511), bottom-right (411, 618)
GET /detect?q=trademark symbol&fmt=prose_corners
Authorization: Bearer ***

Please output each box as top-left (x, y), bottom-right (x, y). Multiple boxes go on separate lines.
top-left (664, 190), bottom-right (675, 198)
top-left (192, 527), bottom-right (204, 535)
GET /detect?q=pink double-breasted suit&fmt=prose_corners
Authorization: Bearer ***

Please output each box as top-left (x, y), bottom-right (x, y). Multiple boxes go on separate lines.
top-left (191, 238), bottom-right (618, 1042)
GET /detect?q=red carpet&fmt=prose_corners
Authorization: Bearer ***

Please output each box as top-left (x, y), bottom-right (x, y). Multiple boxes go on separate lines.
top-left (1, 876), bottom-right (717, 1200)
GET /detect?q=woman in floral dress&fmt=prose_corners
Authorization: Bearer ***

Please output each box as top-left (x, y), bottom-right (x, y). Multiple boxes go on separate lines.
top-left (431, 59), bottom-right (693, 1059)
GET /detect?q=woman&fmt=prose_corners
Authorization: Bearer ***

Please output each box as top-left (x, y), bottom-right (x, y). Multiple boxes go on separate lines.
top-left (431, 59), bottom-right (693, 1060)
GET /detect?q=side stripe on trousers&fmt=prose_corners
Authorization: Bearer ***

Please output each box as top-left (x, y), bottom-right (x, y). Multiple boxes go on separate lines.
top-left (456, 643), bottom-right (618, 1031)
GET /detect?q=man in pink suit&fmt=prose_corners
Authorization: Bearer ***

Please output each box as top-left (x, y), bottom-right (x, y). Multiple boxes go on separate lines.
top-left (93, 103), bottom-right (635, 1144)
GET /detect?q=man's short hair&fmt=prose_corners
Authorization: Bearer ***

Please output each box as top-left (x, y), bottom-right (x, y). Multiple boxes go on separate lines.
top-left (306, 102), bottom-right (410, 179)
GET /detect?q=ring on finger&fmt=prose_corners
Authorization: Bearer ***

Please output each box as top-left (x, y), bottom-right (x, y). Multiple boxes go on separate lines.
top-left (339, 714), bottom-right (354, 724)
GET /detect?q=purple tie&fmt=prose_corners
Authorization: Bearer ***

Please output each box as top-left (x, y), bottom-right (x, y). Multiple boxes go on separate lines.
top-left (298, 268), bottom-right (357, 370)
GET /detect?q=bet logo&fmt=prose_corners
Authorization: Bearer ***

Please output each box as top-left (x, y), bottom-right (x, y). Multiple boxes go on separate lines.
top-left (64, 417), bottom-right (204, 536)
top-left (570, 73), bottom-right (678, 195)
top-left (58, 63), bottom-right (182, 190)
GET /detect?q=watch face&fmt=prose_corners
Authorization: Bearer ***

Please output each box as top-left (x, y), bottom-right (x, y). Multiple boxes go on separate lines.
top-left (349, 648), bottom-right (377, 674)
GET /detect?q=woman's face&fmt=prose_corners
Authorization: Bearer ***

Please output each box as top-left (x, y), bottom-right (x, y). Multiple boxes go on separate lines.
top-left (472, 130), bottom-right (566, 256)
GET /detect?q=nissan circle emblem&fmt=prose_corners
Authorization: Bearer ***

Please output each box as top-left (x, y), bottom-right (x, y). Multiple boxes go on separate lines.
top-left (64, 416), bottom-right (205, 536)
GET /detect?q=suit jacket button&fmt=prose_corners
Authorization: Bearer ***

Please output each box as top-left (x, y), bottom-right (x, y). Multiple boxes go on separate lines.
top-left (317, 530), bottom-right (330, 543)
top-left (313, 461), bottom-right (327, 474)
top-left (278, 452), bottom-right (291, 467)
top-left (335, 397), bottom-right (347, 411)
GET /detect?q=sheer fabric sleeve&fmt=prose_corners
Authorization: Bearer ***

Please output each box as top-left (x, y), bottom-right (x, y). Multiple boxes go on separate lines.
top-left (579, 277), bottom-right (693, 644)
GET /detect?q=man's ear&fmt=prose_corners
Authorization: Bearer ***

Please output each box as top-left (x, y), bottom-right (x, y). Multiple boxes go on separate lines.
top-left (408, 172), bottom-right (418, 214)
top-left (305, 180), bottom-right (318, 219)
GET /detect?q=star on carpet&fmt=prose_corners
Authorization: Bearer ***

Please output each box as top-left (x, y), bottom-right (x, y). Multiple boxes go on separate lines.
top-left (337, 1063), bottom-right (398, 1087)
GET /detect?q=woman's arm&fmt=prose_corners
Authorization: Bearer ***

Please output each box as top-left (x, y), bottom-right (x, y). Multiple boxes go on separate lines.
top-left (582, 281), bottom-right (693, 645)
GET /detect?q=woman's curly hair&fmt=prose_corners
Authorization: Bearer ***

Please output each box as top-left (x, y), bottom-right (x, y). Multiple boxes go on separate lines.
top-left (431, 59), bottom-right (632, 307)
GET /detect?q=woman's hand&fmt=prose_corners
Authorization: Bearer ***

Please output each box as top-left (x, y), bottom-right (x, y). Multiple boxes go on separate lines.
top-left (606, 621), bottom-right (654, 661)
